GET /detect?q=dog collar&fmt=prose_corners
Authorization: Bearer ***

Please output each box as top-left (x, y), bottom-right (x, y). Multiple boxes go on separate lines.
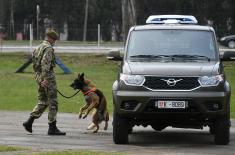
top-left (83, 87), bottom-right (97, 96)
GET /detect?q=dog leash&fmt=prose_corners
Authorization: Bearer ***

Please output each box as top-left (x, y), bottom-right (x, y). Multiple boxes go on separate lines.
top-left (57, 89), bottom-right (80, 99)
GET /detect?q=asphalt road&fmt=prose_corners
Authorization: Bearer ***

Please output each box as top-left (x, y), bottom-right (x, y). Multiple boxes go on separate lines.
top-left (1, 45), bottom-right (235, 154)
top-left (0, 111), bottom-right (234, 155)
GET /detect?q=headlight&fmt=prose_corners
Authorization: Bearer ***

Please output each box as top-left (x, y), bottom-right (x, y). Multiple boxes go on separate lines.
top-left (120, 74), bottom-right (145, 86)
top-left (198, 75), bottom-right (223, 87)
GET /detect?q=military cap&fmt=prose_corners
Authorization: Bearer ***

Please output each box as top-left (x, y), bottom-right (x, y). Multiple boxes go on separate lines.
top-left (46, 29), bottom-right (59, 40)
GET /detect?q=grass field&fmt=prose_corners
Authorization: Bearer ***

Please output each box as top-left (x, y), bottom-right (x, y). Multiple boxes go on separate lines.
top-left (0, 145), bottom-right (126, 155)
top-left (0, 145), bottom-right (25, 152)
top-left (0, 53), bottom-right (235, 118)
top-left (0, 53), bottom-right (118, 114)
top-left (23, 151), bottom-right (126, 155)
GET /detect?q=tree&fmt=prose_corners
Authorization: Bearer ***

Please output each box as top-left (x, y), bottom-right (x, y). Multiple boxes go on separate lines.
top-left (83, 0), bottom-right (89, 41)
top-left (1, 0), bottom-right (235, 40)
top-left (0, 0), bottom-right (5, 27)
top-left (121, 0), bottom-right (137, 41)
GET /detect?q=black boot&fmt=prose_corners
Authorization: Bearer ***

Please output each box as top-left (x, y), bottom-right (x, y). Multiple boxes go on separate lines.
top-left (48, 121), bottom-right (66, 135)
top-left (23, 116), bottom-right (35, 133)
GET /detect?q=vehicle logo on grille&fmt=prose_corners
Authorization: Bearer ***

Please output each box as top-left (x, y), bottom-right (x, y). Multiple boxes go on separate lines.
top-left (160, 78), bottom-right (183, 86)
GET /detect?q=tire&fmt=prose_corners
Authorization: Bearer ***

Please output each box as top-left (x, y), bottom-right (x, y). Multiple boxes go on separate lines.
top-left (228, 40), bottom-right (235, 48)
top-left (209, 125), bottom-right (215, 135)
top-left (128, 127), bottom-right (133, 134)
top-left (113, 113), bottom-right (129, 144)
top-left (214, 118), bottom-right (230, 145)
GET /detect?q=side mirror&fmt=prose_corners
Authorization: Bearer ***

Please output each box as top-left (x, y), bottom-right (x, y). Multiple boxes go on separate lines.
top-left (220, 51), bottom-right (235, 61)
top-left (107, 49), bottom-right (123, 61)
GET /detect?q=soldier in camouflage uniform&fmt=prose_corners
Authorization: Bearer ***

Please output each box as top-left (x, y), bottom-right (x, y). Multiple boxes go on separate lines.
top-left (23, 29), bottom-right (66, 135)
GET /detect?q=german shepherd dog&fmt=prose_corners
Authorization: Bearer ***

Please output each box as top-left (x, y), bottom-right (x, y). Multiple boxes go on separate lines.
top-left (70, 73), bottom-right (109, 133)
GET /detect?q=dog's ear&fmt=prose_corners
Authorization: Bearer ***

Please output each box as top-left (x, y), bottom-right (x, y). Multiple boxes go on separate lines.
top-left (77, 73), bottom-right (81, 78)
top-left (79, 73), bottom-right (85, 81)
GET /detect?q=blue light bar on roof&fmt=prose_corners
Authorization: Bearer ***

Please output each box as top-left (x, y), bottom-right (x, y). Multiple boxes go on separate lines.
top-left (146, 15), bottom-right (198, 24)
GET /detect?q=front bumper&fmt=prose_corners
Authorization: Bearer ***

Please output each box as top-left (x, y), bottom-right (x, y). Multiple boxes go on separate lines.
top-left (113, 89), bottom-right (230, 120)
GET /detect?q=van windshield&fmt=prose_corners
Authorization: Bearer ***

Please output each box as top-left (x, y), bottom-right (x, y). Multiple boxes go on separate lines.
top-left (127, 30), bottom-right (217, 61)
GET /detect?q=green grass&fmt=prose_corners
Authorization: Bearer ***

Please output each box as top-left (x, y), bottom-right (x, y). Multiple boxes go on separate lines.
top-left (0, 53), bottom-right (119, 113)
top-left (223, 62), bottom-right (235, 117)
top-left (0, 53), bottom-right (235, 118)
top-left (19, 151), bottom-right (126, 155)
top-left (0, 145), bottom-right (126, 155)
top-left (0, 145), bottom-right (25, 152)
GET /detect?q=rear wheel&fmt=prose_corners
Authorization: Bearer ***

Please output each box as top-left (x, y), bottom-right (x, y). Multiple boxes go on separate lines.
top-left (128, 126), bottom-right (133, 134)
top-left (209, 125), bottom-right (215, 135)
top-left (214, 118), bottom-right (230, 145)
top-left (113, 113), bottom-right (129, 144)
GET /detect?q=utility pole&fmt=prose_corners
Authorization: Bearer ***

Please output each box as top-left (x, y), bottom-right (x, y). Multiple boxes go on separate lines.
top-left (29, 24), bottom-right (33, 53)
top-left (36, 5), bottom-right (40, 40)
top-left (98, 24), bottom-right (100, 47)
top-left (83, 0), bottom-right (89, 42)
top-left (10, 0), bottom-right (15, 39)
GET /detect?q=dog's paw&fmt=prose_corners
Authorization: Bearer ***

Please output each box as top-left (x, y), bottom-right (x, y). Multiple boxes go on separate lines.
top-left (83, 115), bottom-right (88, 119)
top-left (87, 123), bottom-right (96, 130)
top-left (78, 114), bottom-right (82, 119)
top-left (104, 122), bottom-right (108, 130)
top-left (104, 126), bottom-right (108, 130)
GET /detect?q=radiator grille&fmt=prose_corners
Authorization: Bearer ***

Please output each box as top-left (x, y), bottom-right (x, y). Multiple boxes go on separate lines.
top-left (143, 76), bottom-right (200, 90)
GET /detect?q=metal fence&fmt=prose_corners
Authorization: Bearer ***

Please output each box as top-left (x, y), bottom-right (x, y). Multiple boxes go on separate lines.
top-left (0, 23), bottom-right (123, 42)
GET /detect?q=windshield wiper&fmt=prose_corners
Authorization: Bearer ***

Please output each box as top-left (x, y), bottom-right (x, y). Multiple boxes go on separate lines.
top-left (130, 54), bottom-right (210, 61)
top-left (171, 54), bottom-right (210, 61)
top-left (130, 54), bottom-right (172, 59)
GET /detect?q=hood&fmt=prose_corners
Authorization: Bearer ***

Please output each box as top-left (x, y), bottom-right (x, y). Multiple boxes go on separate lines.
top-left (221, 35), bottom-right (235, 40)
top-left (123, 61), bottom-right (220, 76)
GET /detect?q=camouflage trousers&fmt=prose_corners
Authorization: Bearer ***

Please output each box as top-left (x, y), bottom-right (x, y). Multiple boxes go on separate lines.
top-left (30, 78), bottom-right (58, 123)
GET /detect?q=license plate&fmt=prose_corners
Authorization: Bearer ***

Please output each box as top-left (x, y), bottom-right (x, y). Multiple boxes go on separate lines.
top-left (156, 101), bottom-right (186, 109)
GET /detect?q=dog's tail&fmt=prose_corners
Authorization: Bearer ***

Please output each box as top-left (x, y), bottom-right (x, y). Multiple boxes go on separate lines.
top-left (95, 89), bottom-right (103, 103)
top-left (95, 89), bottom-right (109, 123)
top-left (101, 96), bottom-right (109, 122)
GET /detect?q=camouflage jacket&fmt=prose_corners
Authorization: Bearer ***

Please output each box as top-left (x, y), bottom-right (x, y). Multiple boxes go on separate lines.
top-left (32, 40), bottom-right (56, 81)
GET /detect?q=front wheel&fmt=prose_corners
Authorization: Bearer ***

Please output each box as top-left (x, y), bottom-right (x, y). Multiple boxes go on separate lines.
top-left (214, 118), bottom-right (230, 145)
top-left (113, 113), bottom-right (129, 144)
